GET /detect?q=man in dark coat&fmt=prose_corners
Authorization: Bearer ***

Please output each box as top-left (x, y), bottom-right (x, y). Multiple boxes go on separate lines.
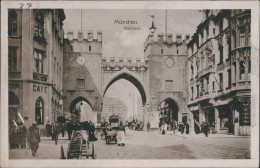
top-left (51, 121), bottom-right (60, 145)
top-left (45, 121), bottom-right (51, 137)
top-left (66, 121), bottom-right (73, 140)
top-left (146, 121), bottom-right (151, 132)
top-left (185, 122), bottom-right (189, 134)
top-left (88, 122), bottom-right (97, 141)
top-left (204, 122), bottom-right (209, 137)
top-left (18, 122), bottom-right (27, 149)
top-left (28, 121), bottom-right (41, 157)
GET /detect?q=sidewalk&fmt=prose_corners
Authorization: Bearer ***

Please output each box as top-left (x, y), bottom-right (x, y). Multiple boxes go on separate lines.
top-left (149, 129), bottom-right (250, 138)
top-left (41, 134), bottom-right (69, 140)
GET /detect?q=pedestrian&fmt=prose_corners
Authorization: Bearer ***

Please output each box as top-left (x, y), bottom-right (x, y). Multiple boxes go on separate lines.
top-left (117, 121), bottom-right (125, 146)
top-left (28, 121), bottom-right (41, 157)
top-left (51, 121), bottom-right (60, 145)
top-left (18, 122), bottom-right (27, 149)
top-left (194, 121), bottom-right (200, 134)
top-left (185, 122), bottom-right (189, 134)
top-left (66, 121), bottom-right (73, 140)
top-left (204, 122), bottom-right (209, 137)
top-left (61, 122), bottom-right (65, 137)
top-left (88, 122), bottom-right (98, 141)
top-left (45, 121), bottom-right (51, 138)
top-left (146, 121), bottom-right (151, 132)
top-left (172, 120), bottom-right (177, 134)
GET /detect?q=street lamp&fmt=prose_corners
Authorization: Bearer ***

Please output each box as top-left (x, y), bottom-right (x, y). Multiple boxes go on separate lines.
top-left (149, 15), bottom-right (157, 34)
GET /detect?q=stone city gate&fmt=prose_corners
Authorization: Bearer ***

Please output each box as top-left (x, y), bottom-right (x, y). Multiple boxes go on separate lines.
top-left (63, 30), bottom-right (189, 128)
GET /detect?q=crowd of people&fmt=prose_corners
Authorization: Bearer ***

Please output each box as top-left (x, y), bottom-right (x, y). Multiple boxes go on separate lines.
top-left (127, 119), bottom-right (144, 131)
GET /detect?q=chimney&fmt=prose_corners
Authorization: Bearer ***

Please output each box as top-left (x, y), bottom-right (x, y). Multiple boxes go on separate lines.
top-left (176, 34), bottom-right (182, 44)
top-left (166, 33), bottom-right (173, 44)
top-left (97, 31), bottom-right (102, 42)
top-left (88, 30), bottom-right (93, 41)
top-left (78, 31), bottom-right (83, 41)
top-left (67, 31), bottom-right (74, 41)
top-left (158, 33), bottom-right (164, 43)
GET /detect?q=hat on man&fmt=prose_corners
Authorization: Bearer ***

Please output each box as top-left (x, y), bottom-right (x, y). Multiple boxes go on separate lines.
top-left (32, 121), bottom-right (37, 125)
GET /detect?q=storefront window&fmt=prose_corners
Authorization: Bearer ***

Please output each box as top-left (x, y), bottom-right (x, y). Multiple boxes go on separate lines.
top-left (35, 97), bottom-right (44, 125)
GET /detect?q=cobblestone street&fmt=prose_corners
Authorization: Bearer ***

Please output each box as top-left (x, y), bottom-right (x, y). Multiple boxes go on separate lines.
top-left (9, 129), bottom-right (250, 160)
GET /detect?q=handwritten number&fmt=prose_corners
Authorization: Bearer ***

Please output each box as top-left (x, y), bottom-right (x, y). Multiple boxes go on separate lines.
top-left (27, 3), bottom-right (32, 9)
top-left (19, 3), bottom-right (32, 9)
top-left (20, 3), bottom-right (24, 9)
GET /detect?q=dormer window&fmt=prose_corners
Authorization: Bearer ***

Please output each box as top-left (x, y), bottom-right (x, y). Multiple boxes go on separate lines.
top-left (8, 10), bottom-right (17, 36)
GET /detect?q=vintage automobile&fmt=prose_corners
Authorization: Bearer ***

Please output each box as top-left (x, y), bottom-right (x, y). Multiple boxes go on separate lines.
top-left (105, 115), bottom-right (120, 144)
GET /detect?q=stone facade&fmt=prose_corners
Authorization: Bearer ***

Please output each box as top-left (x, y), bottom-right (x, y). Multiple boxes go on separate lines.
top-left (187, 10), bottom-right (251, 135)
top-left (8, 9), bottom-right (66, 134)
top-left (144, 32), bottom-right (190, 129)
top-left (63, 30), bottom-right (103, 124)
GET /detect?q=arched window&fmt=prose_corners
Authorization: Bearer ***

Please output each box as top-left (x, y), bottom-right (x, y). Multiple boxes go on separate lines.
top-left (239, 61), bottom-right (245, 80)
top-left (35, 97), bottom-right (44, 125)
top-left (34, 11), bottom-right (44, 38)
top-left (8, 10), bottom-right (17, 36)
top-left (239, 27), bottom-right (246, 47)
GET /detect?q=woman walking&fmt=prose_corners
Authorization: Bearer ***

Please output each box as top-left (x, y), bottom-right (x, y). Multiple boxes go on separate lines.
top-left (117, 121), bottom-right (125, 146)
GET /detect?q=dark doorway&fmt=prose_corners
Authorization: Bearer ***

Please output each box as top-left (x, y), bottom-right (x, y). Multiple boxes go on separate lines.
top-left (158, 98), bottom-right (179, 127)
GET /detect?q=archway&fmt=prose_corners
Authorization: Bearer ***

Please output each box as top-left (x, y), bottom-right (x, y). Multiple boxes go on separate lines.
top-left (158, 98), bottom-right (179, 127)
top-left (69, 97), bottom-right (93, 122)
top-left (9, 91), bottom-right (20, 122)
top-left (103, 73), bottom-right (147, 106)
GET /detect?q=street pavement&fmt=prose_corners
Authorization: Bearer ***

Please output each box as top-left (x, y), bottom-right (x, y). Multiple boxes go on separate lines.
top-left (9, 129), bottom-right (250, 159)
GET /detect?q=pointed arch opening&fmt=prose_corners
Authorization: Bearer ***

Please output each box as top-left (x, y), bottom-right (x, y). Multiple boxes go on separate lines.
top-left (158, 98), bottom-right (179, 126)
top-left (70, 97), bottom-right (93, 122)
top-left (103, 73), bottom-right (147, 105)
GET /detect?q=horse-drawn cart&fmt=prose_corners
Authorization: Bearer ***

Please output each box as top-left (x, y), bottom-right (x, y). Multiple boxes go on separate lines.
top-left (60, 130), bottom-right (95, 159)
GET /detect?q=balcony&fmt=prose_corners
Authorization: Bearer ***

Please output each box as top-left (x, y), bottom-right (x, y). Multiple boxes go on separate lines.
top-left (197, 65), bottom-right (215, 78)
top-left (9, 71), bottom-right (21, 78)
top-left (33, 72), bottom-right (48, 82)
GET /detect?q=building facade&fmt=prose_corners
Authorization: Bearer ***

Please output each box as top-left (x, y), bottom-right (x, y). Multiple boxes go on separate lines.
top-left (102, 97), bottom-right (128, 122)
top-left (8, 9), bottom-right (66, 133)
top-left (144, 31), bottom-right (190, 129)
top-left (187, 10), bottom-right (251, 135)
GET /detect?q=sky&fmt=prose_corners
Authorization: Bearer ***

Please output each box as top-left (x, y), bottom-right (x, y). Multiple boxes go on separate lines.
top-left (63, 9), bottom-right (202, 117)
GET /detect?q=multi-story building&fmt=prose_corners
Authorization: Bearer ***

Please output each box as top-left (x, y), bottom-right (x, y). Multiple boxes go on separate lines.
top-left (8, 9), bottom-right (66, 133)
top-left (187, 10), bottom-right (251, 135)
top-left (102, 97), bottom-right (128, 122)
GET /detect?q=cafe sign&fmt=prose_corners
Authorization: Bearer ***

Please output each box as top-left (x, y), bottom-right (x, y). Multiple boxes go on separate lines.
top-left (33, 84), bottom-right (48, 93)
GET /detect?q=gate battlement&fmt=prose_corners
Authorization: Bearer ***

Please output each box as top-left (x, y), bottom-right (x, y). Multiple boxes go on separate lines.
top-left (144, 33), bottom-right (190, 52)
top-left (101, 57), bottom-right (149, 71)
top-left (66, 30), bottom-right (102, 42)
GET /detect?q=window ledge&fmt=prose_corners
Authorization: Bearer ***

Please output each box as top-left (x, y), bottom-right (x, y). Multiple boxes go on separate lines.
top-left (217, 89), bottom-right (223, 92)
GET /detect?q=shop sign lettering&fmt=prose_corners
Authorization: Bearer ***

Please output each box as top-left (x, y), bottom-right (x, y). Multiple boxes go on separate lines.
top-left (33, 85), bottom-right (48, 93)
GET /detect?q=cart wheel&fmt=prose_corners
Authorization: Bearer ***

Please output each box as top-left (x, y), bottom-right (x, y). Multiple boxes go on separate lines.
top-left (60, 145), bottom-right (66, 159)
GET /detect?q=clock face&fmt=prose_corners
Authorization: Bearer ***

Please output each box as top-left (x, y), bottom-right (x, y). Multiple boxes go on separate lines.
top-left (76, 55), bottom-right (86, 65)
top-left (164, 57), bottom-right (175, 68)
